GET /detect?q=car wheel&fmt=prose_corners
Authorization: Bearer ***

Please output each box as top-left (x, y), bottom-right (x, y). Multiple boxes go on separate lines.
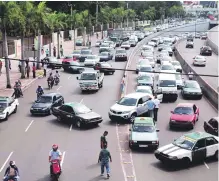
top-left (13, 106), bottom-right (17, 113)
top-left (48, 109), bottom-right (52, 115)
top-left (5, 113), bottom-right (9, 121)
top-left (181, 158), bottom-right (191, 168)
top-left (198, 95), bottom-right (202, 100)
top-left (76, 120), bottom-right (81, 128)
top-left (57, 116), bottom-right (62, 122)
top-left (214, 151), bottom-right (218, 160)
top-left (130, 113), bottom-right (136, 123)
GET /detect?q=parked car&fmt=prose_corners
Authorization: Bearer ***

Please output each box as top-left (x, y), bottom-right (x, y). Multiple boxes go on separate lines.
top-left (200, 46), bottom-right (212, 56)
top-left (204, 117), bottom-right (218, 136)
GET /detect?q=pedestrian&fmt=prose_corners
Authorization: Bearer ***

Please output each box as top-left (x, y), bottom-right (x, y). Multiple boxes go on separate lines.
top-left (153, 94), bottom-right (160, 123)
top-left (0, 59), bottom-right (2, 75)
top-left (98, 143), bottom-right (112, 178)
top-left (120, 75), bottom-right (125, 94)
top-left (32, 44), bottom-right (35, 51)
top-left (26, 64), bottom-right (30, 78)
top-left (96, 32), bottom-right (99, 39)
top-left (100, 131), bottom-right (108, 149)
top-left (32, 63), bottom-right (36, 78)
top-left (146, 97), bottom-right (155, 119)
top-left (60, 45), bottom-right (63, 57)
top-left (53, 46), bottom-right (56, 57)
top-left (43, 62), bottom-right (47, 77)
top-left (46, 49), bottom-right (49, 57)
top-left (18, 61), bottom-right (22, 73)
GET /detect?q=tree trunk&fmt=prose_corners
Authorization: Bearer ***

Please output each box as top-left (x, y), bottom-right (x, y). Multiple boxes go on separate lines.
top-left (20, 34), bottom-right (25, 79)
top-left (57, 30), bottom-right (60, 59)
top-left (2, 28), bottom-right (11, 88)
top-left (37, 29), bottom-right (41, 69)
top-left (49, 32), bottom-right (52, 57)
top-left (74, 29), bottom-right (76, 50)
top-left (82, 27), bottom-right (86, 46)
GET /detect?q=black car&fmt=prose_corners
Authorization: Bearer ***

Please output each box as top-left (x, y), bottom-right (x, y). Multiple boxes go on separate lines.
top-left (204, 117), bottom-right (218, 136)
top-left (94, 62), bottom-right (115, 75)
top-left (30, 93), bottom-right (64, 116)
top-left (62, 61), bottom-right (84, 73)
top-left (115, 49), bottom-right (128, 62)
top-left (52, 102), bottom-right (103, 128)
top-left (79, 49), bottom-right (92, 62)
top-left (200, 46), bottom-right (212, 56)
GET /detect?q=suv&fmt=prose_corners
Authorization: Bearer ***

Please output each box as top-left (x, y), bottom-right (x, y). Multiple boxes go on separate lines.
top-left (115, 48), bottom-right (128, 61)
top-left (109, 92), bottom-right (154, 122)
top-left (200, 46), bottom-right (212, 56)
top-left (186, 41), bottom-right (194, 48)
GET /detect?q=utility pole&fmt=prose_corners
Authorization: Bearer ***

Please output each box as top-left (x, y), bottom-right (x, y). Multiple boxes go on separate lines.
top-left (96, 1), bottom-right (99, 25)
top-left (127, 2), bottom-right (129, 28)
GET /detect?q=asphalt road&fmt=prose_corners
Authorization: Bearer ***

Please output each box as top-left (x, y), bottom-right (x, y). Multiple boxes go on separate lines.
top-left (125, 24), bottom-right (218, 181)
top-left (176, 37), bottom-right (218, 90)
top-left (0, 23), bottom-right (217, 181)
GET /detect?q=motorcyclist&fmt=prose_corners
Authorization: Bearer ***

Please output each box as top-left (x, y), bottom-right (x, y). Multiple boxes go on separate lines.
top-left (54, 71), bottom-right (60, 85)
top-left (47, 73), bottom-right (54, 88)
top-left (3, 161), bottom-right (20, 181)
top-left (49, 144), bottom-right (62, 177)
top-left (36, 85), bottom-right (44, 99)
top-left (12, 81), bottom-right (23, 98)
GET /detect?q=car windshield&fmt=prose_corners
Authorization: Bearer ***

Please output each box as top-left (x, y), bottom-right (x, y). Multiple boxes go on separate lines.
top-left (0, 102), bottom-right (7, 108)
top-left (159, 80), bottom-right (176, 87)
top-left (161, 65), bottom-right (174, 70)
top-left (116, 50), bottom-right (126, 54)
top-left (140, 67), bottom-right (152, 72)
top-left (117, 97), bottom-right (137, 106)
top-left (100, 52), bottom-right (108, 56)
top-left (87, 56), bottom-right (97, 59)
top-left (174, 107), bottom-right (193, 115)
top-left (74, 104), bottom-right (91, 114)
top-left (138, 75), bottom-right (151, 81)
top-left (37, 96), bottom-right (52, 103)
top-left (81, 50), bottom-right (91, 55)
top-left (81, 73), bottom-right (96, 80)
top-left (133, 124), bottom-right (155, 132)
top-left (136, 89), bottom-right (152, 94)
top-left (185, 82), bottom-right (199, 89)
top-left (172, 61), bottom-right (180, 66)
top-left (173, 136), bottom-right (195, 150)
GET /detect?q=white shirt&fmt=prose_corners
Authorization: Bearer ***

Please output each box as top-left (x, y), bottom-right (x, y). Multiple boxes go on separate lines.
top-left (153, 99), bottom-right (160, 108)
top-left (43, 64), bottom-right (47, 69)
top-left (49, 149), bottom-right (62, 160)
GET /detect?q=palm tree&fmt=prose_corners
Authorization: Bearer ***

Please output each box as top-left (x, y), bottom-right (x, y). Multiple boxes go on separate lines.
top-left (80, 10), bottom-right (89, 46)
top-left (0, 1), bottom-right (21, 88)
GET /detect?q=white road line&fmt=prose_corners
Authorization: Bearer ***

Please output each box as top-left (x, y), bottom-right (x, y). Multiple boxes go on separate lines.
top-left (80, 99), bottom-right (83, 103)
top-left (25, 120), bottom-right (34, 132)
top-left (60, 151), bottom-right (66, 167)
top-left (69, 124), bottom-right (72, 131)
top-left (0, 152), bottom-right (13, 172)
top-left (57, 86), bottom-right (62, 91)
top-left (68, 76), bottom-right (71, 80)
top-left (204, 162), bottom-right (209, 169)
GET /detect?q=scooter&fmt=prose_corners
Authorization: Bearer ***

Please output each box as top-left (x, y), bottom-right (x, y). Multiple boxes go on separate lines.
top-left (54, 77), bottom-right (59, 85)
top-left (48, 80), bottom-right (52, 90)
top-left (50, 159), bottom-right (61, 180)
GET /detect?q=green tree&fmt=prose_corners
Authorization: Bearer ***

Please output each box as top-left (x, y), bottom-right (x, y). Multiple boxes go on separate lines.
top-left (143, 6), bottom-right (156, 20)
top-left (79, 10), bottom-right (89, 45)
top-left (0, 1), bottom-right (21, 88)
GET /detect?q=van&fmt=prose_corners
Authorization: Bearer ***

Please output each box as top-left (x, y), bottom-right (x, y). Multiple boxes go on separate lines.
top-left (157, 74), bottom-right (178, 102)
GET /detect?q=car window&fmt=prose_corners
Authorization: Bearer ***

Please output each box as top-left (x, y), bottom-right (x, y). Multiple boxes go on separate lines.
top-left (209, 119), bottom-right (218, 128)
top-left (56, 95), bottom-right (62, 100)
top-left (206, 137), bottom-right (218, 146)
top-left (137, 98), bottom-right (143, 104)
top-left (194, 139), bottom-right (205, 149)
top-left (53, 96), bottom-right (56, 102)
top-left (59, 105), bottom-right (68, 112)
top-left (65, 106), bottom-right (74, 113)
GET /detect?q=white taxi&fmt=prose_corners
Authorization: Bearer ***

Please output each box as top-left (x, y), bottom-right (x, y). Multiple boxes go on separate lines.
top-left (0, 97), bottom-right (19, 120)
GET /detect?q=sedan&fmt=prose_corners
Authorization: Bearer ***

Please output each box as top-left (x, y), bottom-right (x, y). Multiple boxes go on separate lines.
top-left (72, 50), bottom-right (81, 60)
top-left (135, 86), bottom-right (153, 95)
top-left (94, 62), bottom-right (115, 75)
top-left (43, 57), bottom-right (62, 69)
top-left (84, 55), bottom-right (100, 67)
top-left (62, 55), bottom-right (74, 63)
top-left (138, 65), bottom-right (154, 79)
top-left (204, 117), bottom-right (218, 136)
top-left (137, 75), bottom-right (153, 87)
top-left (121, 41), bottom-right (131, 50)
top-left (99, 52), bottom-right (113, 62)
top-left (171, 61), bottom-right (182, 73)
top-left (163, 47), bottom-right (173, 56)
top-left (147, 41), bottom-right (156, 47)
top-left (169, 103), bottom-right (199, 129)
top-left (201, 34), bottom-right (207, 40)
top-left (159, 63), bottom-right (176, 73)
top-left (141, 51), bottom-right (154, 58)
top-left (142, 45), bottom-right (154, 52)
top-left (129, 39), bottom-right (137, 47)
top-left (200, 46), bottom-right (212, 56)
top-left (136, 60), bottom-right (151, 73)
top-left (193, 55), bottom-right (206, 66)
top-left (76, 39), bottom-right (83, 46)
top-left (62, 61), bottom-right (84, 73)
top-left (95, 40), bottom-right (102, 47)
top-left (181, 80), bottom-right (203, 99)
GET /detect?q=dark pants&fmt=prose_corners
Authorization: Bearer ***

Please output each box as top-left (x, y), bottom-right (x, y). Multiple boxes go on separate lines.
top-left (33, 71), bottom-right (36, 78)
top-left (154, 108), bottom-right (159, 122)
top-left (44, 69), bottom-right (46, 77)
top-left (26, 71), bottom-right (29, 78)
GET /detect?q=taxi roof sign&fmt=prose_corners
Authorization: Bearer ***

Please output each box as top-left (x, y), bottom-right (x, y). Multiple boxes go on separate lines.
top-left (134, 117), bottom-right (154, 125)
top-left (184, 132), bottom-right (211, 141)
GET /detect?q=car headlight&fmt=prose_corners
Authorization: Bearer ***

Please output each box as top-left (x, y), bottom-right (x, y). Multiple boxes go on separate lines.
top-left (122, 111), bottom-right (130, 114)
top-left (171, 120), bottom-right (176, 122)
top-left (152, 141), bottom-right (159, 144)
top-left (155, 150), bottom-right (160, 154)
top-left (30, 108), bottom-right (33, 110)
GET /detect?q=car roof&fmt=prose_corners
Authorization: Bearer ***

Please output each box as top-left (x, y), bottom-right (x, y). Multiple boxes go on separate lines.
top-left (184, 132), bottom-right (212, 141)
top-left (125, 92), bottom-right (153, 99)
top-left (176, 103), bottom-right (194, 107)
top-left (64, 102), bottom-right (83, 108)
top-left (134, 117), bottom-right (154, 125)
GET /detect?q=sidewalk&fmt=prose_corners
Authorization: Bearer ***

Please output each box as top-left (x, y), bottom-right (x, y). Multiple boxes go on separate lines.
top-left (0, 32), bottom-right (102, 97)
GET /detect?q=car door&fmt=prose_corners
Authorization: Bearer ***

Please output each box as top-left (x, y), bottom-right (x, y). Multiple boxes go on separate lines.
top-left (193, 104), bottom-right (199, 121)
top-left (192, 139), bottom-right (207, 162)
top-left (52, 96), bottom-right (58, 107)
top-left (56, 95), bottom-right (63, 106)
top-left (205, 137), bottom-right (218, 157)
top-left (206, 119), bottom-right (215, 135)
top-left (136, 98), bottom-right (144, 116)
top-left (64, 106), bottom-right (75, 123)
top-left (8, 98), bottom-right (15, 114)
top-left (141, 95), bottom-right (151, 114)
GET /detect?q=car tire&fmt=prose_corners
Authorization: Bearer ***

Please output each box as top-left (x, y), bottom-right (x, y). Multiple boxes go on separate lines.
top-left (13, 106), bottom-right (17, 113)
top-left (57, 116), bottom-right (62, 122)
top-left (181, 158), bottom-right (191, 168)
top-left (4, 113), bottom-right (9, 121)
top-left (214, 151), bottom-right (218, 160)
top-left (130, 113), bottom-right (136, 123)
top-left (76, 120), bottom-right (81, 128)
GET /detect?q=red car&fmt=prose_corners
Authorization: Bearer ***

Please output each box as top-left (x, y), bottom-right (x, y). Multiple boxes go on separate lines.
top-left (62, 55), bottom-right (76, 63)
top-left (169, 103), bottom-right (199, 129)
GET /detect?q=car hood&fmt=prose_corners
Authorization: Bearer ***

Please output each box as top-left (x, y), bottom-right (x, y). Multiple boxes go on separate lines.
top-left (170, 113), bottom-right (194, 121)
top-left (131, 132), bottom-right (158, 141)
top-left (158, 143), bottom-right (191, 156)
top-left (110, 104), bottom-right (135, 112)
top-left (31, 103), bottom-right (52, 108)
top-left (99, 55), bottom-right (108, 58)
top-left (77, 111), bottom-right (101, 119)
top-left (138, 79), bottom-right (153, 85)
top-left (183, 88), bottom-right (201, 93)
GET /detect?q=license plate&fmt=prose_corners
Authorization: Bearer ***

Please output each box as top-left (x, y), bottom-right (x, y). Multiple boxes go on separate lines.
top-left (139, 145), bottom-right (148, 147)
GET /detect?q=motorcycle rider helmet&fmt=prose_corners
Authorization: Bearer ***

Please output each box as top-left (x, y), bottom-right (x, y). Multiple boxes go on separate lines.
top-left (52, 144), bottom-right (58, 151)
top-left (9, 161), bottom-right (15, 167)
top-left (56, 70), bottom-right (58, 73)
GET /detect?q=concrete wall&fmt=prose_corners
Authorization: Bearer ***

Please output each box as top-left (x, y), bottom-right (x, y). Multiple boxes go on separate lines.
top-left (206, 25), bottom-right (218, 55)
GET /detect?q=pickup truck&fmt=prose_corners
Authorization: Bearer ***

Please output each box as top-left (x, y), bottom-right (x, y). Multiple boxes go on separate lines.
top-left (76, 70), bottom-right (104, 92)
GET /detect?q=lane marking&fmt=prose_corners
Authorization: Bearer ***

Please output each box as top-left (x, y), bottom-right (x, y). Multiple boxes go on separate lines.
top-left (0, 152), bottom-right (13, 172)
top-left (68, 76), bottom-right (71, 80)
top-left (80, 99), bottom-right (83, 103)
top-left (57, 86), bottom-right (62, 91)
top-left (204, 161), bottom-right (209, 169)
top-left (60, 151), bottom-right (66, 167)
top-left (69, 124), bottom-right (72, 131)
top-left (25, 120), bottom-right (34, 132)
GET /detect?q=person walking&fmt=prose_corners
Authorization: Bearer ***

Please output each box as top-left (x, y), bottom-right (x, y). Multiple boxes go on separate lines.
top-left (26, 64), bottom-right (30, 78)
top-left (146, 97), bottom-right (155, 119)
top-left (98, 144), bottom-right (112, 178)
top-left (100, 131), bottom-right (108, 149)
top-left (32, 63), bottom-right (36, 78)
top-left (60, 45), bottom-right (63, 57)
top-left (53, 46), bottom-right (56, 57)
top-left (43, 63), bottom-right (47, 77)
top-left (46, 49), bottom-right (49, 57)
top-left (153, 94), bottom-right (160, 123)
top-left (0, 59), bottom-right (2, 75)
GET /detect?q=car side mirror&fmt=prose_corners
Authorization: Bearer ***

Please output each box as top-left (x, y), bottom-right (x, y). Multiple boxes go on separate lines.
top-left (170, 111), bottom-right (174, 113)
top-left (156, 129), bottom-right (160, 132)
top-left (76, 77), bottom-right (79, 80)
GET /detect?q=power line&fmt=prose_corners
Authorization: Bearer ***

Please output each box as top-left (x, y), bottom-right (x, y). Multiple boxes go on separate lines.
top-left (3, 57), bottom-right (219, 78)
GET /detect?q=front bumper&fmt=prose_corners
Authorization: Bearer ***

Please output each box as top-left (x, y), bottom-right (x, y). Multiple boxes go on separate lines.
top-left (108, 111), bottom-right (130, 121)
top-left (169, 121), bottom-right (193, 128)
top-left (154, 152), bottom-right (178, 163)
top-left (80, 86), bottom-right (99, 90)
top-left (82, 118), bottom-right (103, 125)
top-left (130, 141), bottom-right (159, 149)
top-left (193, 61), bottom-right (206, 66)
top-left (183, 92), bottom-right (202, 98)
top-left (115, 56), bottom-right (127, 61)
top-left (30, 108), bottom-right (50, 115)
top-left (0, 113), bottom-right (6, 119)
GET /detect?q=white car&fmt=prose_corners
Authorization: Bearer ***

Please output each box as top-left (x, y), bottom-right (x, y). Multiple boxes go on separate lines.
top-left (136, 59), bottom-right (151, 73)
top-left (121, 42), bottom-right (131, 49)
top-left (136, 86), bottom-right (153, 95)
top-left (157, 52), bottom-right (169, 63)
top-left (155, 132), bottom-right (218, 166)
top-left (142, 45), bottom-right (154, 52)
top-left (160, 56), bottom-right (172, 64)
top-left (145, 57), bottom-right (155, 68)
top-left (175, 73), bottom-right (183, 89)
top-left (109, 92), bottom-right (162, 122)
top-left (171, 61), bottom-right (182, 73)
top-left (141, 51), bottom-right (154, 58)
top-left (100, 43), bottom-right (110, 49)
top-left (84, 55), bottom-right (100, 66)
top-left (104, 41), bottom-right (116, 48)
top-left (95, 40), bottom-right (102, 47)
top-left (148, 41), bottom-right (156, 47)
top-left (138, 64), bottom-right (154, 79)
top-left (0, 97), bottom-right (19, 120)
top-left (193, 55), bottom-right (206, 66)
top-left (160, 63), bottom-right (176, 73)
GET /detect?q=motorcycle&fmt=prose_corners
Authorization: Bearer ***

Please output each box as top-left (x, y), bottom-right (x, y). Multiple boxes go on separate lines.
top-left (54, 77), bottom-right (59, 85)
top-left (37, 91), bottom-right (43, 100)
top-left (13, 88), bottom-right (21, 98)
top-left (3, 176), bottom-right (19, 181)
top-left (48, 80), bottom-right (52, 90)
top-left (50, 159), bottom-right (61, 180)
